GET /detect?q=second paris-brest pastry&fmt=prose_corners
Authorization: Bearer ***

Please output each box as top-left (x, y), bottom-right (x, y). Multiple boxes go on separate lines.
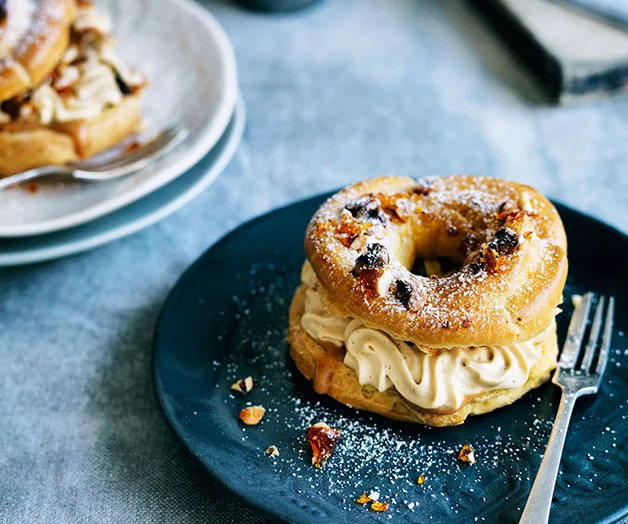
top-left (288, 176), bottom-right (568, 426)
top-left (0, 0), bottom-right (146, 176)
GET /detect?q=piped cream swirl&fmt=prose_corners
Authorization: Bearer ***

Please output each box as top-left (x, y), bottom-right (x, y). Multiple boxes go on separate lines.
top-left (300, 262), bottom-right (550, 412)
top-left (30, 5), bottom-right (143, 124)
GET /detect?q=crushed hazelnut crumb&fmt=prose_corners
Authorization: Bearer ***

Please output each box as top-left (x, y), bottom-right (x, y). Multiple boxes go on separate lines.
top-left (239, 405), bottom-right (265, 425)
top-left (231, 376), bottom-right (255, 394)
top-left (458, 443), bottom-right (477, 464)
top-left (25, 182), bottom-right (39, 194)
top-left (265, 445), bottom-right (279, 458)
top-left (371, 501), bottom-right (389, 512)
top-left (124, 140), bottom-right (143, 153)
top-left (355, 493), bottom-right (371, 505)
top-left (520, 191), bottom-right (533, 212)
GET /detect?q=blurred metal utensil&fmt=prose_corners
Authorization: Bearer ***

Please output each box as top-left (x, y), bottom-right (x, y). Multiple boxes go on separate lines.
top-left (0, 126), bottom-right (188, 191)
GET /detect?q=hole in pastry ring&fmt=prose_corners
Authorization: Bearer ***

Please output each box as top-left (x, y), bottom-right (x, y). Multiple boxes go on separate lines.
top-left (305, 175), bottom-right (567, 348)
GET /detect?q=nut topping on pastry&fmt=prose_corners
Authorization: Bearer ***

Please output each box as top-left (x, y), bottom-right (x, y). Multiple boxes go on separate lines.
top-left (491, 228), bottom-right (519, 255)
top-left (351, 242), bottom-right (391, 295)
top-left (351, 242), bottom-right (389, 275)
top-left (345, 195), bottom-right (385, 223)
top-left (395, 279), bottom-right (417, 309)
top-left (412, 177), bottom-right (434, 196)
top-left (291, 176), bottom-right (567, 426)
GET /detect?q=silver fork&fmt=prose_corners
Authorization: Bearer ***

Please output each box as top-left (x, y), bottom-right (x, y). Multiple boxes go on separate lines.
top-left (519, 292), bottom-right (615, 524)
top-left (0, 126), bottom-right (188, 190)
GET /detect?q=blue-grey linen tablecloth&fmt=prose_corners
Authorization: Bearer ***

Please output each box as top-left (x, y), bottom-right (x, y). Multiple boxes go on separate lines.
top-left (1, 1), bottom-right (627, 522)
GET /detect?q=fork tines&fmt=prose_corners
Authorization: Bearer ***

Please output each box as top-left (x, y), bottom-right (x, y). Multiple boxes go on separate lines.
top-left (558, 292), bottom-right (615, 376)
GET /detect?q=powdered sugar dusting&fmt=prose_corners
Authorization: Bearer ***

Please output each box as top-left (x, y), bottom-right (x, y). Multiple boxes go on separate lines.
top-left (1, 0), bottom-right (35, 50)
top-left (11, 0), bottom-right (63, 58)
top-left (194, 255), bottom-right (627, 522)
top-left (305, 176), bottom-right (567, 347)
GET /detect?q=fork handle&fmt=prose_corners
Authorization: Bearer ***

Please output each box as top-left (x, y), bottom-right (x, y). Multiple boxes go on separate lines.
top-left (519, 391), bottom-right (577, 524)
top-left (0, 165), bottom-right (63, 190)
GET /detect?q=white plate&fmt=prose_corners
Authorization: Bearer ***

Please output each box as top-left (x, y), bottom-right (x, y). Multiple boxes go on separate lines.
top-left (0, 0), bottom-right (238, 238)
top-left (0, 97), bottom-right (245, 266)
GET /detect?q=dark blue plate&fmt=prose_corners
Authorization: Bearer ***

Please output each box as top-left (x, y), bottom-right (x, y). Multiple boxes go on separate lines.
top-left (153, 194), bottom-right (628, 524)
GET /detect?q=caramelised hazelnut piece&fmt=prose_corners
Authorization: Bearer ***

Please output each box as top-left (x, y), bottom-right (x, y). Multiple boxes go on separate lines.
top-left (239, 405), bottom-right (266, 425)
top-left (351, 243), bottom-right (389, 276)
top-left (496, 199), bottom-right (512, 218)
top-left (371, 501), bottom-right (389, 512)
top-left (491, 228), bottom-right (519, 255)
top-left (307, 422), bottom-right (341, 468)
top-left (345, 195), bottom-right (385, 222)
top-left (356, 493), bottom-right (372, 505)
top-left (412, 177), bottom-right (434, 196)
top-left (457, 443), bottom-right (476, 464)
top-left (351, 243), bottom-right (391, 294)
top-left (395, 279), bottom-right (416, 309)
top-left (231, 376), bottom-right (254, 394)
top-left (374, 192), bottom-right (412, 222)
top-left (482, 228), bottom-right (520, 271)
top-left (520, 191), bottom-right (533, 212)
top-left (334, 219), bottom-right (363, 248)
top-left (495, 199), bottom-right (523, 222)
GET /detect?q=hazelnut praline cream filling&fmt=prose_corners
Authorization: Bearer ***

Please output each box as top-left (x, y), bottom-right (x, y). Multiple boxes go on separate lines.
top-left (300, 262), bottom-right (556, 413)
top-left (0, 3), bottom-right (144, 126)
